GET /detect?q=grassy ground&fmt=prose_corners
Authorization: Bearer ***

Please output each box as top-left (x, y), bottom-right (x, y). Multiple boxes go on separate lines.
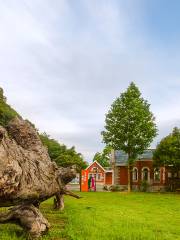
top-left (0, 192), bottom-right (179, 240)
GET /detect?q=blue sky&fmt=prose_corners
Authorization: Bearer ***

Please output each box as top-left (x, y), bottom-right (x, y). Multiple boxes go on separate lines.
top-left (0, 0), bottom-right (180, 161)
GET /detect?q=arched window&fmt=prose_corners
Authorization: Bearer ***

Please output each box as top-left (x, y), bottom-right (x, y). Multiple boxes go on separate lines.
top-left (142, 168), bottom-right (150, 182)
top-left (132, 167), bottom-right (138, 181)
top-left (154, 168), bottom-right (160, 182)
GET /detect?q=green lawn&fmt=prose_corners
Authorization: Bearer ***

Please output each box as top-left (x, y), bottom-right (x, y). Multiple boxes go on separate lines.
top-left (0, 192), bottom-right (180, 240)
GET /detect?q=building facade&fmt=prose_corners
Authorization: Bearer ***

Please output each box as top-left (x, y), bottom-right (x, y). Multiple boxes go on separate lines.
top-left (85, 161), bottom-right (113, 190)
top-left (111, 149), bottom-right (180, 192)
top-left (80, 150), bottom-right (180, 192)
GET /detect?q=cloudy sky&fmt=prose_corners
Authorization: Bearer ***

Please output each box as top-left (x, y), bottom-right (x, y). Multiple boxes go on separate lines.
top-left (0, 0), bottom-right (180, 162)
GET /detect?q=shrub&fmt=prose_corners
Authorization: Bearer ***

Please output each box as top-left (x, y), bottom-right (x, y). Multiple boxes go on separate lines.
top-left (103, 185), bottom-right (109, 191)
top-left (109, 185), bottom-right (120, 192)
top-left (140, 180), bottom-right (150, 192)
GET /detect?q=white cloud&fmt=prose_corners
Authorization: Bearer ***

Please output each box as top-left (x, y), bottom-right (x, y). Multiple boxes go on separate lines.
top-left (0, 1), bottom-right (180, 161)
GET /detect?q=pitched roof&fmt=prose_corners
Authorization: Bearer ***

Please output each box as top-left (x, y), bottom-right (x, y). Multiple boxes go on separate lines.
top-left (86, 160), bottom-right (106, 172)
top-left (114, 149), bottom-right (155, 166)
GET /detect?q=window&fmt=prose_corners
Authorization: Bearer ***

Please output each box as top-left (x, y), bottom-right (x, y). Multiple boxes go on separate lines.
top-left (142, 168), bottom-right (149, 181)
top-left (132, 168), bottom-right (138, 181)
top-left (168, 172), bottom-right (172, 178)
top-left (93, 167), bottom-right (97, 172)
top-left (97, 173), bottom-right (101, 180)
top-left (154, 168), bottom-right (160, 182)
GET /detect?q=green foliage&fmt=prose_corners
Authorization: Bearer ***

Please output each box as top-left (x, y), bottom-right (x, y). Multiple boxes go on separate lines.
top-left (93, 146), bottom-right (111, 167)
top-left (109, 184), bottom-right (120, 192)
top-left (153, 127), bottom-right (180, 172)
top-left (40, 133), bottom-right (88, 172)
top-left (102, 82), bottom-right (157, 162)
top-left (140, 180), bottom-right (150, 192)
top-left (0, 87), bottom-right (86, 172)
top-left (0, 88), bottom-right (19, 126)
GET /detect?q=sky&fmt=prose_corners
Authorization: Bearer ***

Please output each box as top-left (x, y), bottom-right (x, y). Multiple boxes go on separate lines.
top-left (0, 0), bottom-right (180, 162)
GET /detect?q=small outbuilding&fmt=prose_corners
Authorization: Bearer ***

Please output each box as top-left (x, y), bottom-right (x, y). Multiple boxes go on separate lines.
top-left (85, 161), bottom-right (113, 191)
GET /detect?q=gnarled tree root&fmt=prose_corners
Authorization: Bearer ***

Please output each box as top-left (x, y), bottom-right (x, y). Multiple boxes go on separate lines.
top-left (0, 204), bottom-right (50, 239)
top-left (53, 190), bottom-right (81, 211)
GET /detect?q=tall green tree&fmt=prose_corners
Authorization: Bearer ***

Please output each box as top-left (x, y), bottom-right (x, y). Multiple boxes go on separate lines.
top-left (102, 82), bottom-right (157, 191)
top-left (153, 127), bottom-right (180, 176)
top-left (93, 146), bottom-right (111, 167)
top-left (40, 133), bottom-right (87, 172)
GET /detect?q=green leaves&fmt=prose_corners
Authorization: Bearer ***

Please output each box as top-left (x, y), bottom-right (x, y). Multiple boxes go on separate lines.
top-left (102, 82), bottom-right (157, 160)
top-left (153, 127), bottom-right (180, 171)
top-left (0, 88), bottom-right (19, 126)
top-left (93, 146), bottom-right (111, 167)
top-left (40, 133), bottom-right (88, 172)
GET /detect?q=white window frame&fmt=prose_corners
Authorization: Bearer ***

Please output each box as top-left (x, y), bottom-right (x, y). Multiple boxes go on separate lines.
top-left (141, 167), bottom-right (150, 182)
top-left (97, 173), bottom-right (101, 180)
top-left (154, 168), bottom-right (160, 182)
top-left (132, 167), bottom-right (138, 182)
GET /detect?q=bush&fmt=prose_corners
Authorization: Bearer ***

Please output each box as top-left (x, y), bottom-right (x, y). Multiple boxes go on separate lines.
top-left (109, 185), bottom-right (120, 192)
top-left (103, 185), bottom-right (108, 191)
top-left (0, 88), bottom-right (19, 127)
top-left (140, 180), bottom-right (150, 192)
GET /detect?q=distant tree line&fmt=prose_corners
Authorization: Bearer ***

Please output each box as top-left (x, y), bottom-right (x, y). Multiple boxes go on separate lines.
top-left (153, 127), bottom-right (180, 176)
top-left (40, 133), bottom-right (88, 172)
top-left (0, 87), bottom-right (87, 172)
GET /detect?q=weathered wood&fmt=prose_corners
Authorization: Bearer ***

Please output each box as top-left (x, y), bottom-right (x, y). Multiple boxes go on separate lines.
top-left (53, 190), bottom-right (81, 211)
top-left (0, 204), bottom-right (50, 239)
top-left (0, 117), bottom-right (77, 238)
top-left (54, 192), bottom-right (64, 210)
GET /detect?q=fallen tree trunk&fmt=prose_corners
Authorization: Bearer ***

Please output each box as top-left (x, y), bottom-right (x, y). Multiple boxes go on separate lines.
top-left (0, 117), bottom-right (78, 238)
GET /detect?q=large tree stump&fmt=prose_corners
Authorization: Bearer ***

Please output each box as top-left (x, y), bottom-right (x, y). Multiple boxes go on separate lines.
top-left (0, 117), bottom-right (79, 238)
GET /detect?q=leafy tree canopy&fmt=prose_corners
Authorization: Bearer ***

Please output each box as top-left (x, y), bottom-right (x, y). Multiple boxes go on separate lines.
top-left (0, 88), bottom-right (19, 126)
top-left (93, 146), bottom-right (111, 167)
top-left (153, 127), bottom-right (180, 172)
top-left (40, 133), bottom-right (88, 172)
top-left (0, 87), bottom-right (87, 172)
top-left (102, 82), bottom-right (157, 162)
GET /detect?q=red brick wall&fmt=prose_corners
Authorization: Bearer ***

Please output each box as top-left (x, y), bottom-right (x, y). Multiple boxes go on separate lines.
top-left (87, 162), bottom-right (105, 183)
top-left (117, 160), bottom-right (167, 187)
top-left (119, 166), bottom-right (128, 185)
top-left (105, 172), bottom-right (112, 185)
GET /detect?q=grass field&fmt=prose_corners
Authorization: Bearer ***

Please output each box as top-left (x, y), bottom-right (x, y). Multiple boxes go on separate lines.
top-left (0, 192), bottom-right (180, 240)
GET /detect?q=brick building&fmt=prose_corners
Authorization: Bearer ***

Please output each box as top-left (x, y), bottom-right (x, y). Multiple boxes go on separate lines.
top-left (86, 161), bottom-right (113, 189)
top-left (111, 149), bottom-right (180, 191)
top-left (82, 150), bottom-right (180, 192)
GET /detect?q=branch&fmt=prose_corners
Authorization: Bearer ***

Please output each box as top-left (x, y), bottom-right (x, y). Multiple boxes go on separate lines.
top-left (63, 190), bottom-right (81, 199)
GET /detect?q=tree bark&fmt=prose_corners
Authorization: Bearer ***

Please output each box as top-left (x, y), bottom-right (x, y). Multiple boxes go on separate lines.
top-left (0, 204), bottom-right (50, 239)
top-left (127, 163), bottom-right (131, 192)
top-left (54, 192), bottom-right (64, 210)
top-left (0, 117), bottom-right (78, 238)
top-left (53, 190), bottom-right (81, 210)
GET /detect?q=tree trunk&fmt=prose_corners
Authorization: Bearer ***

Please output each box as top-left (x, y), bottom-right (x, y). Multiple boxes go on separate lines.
top-left (79, 171), bottom-right (82, 192)
top-left (127, 163), bottom-right (131, 192)
top-left (0, 117), bottom-right (79, 238)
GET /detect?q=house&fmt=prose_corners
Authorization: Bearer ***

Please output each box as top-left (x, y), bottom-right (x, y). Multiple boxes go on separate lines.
top-left (85, 161), bottom-right (113, 190)
top-left (111, 149), bottom-right (180, 192)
